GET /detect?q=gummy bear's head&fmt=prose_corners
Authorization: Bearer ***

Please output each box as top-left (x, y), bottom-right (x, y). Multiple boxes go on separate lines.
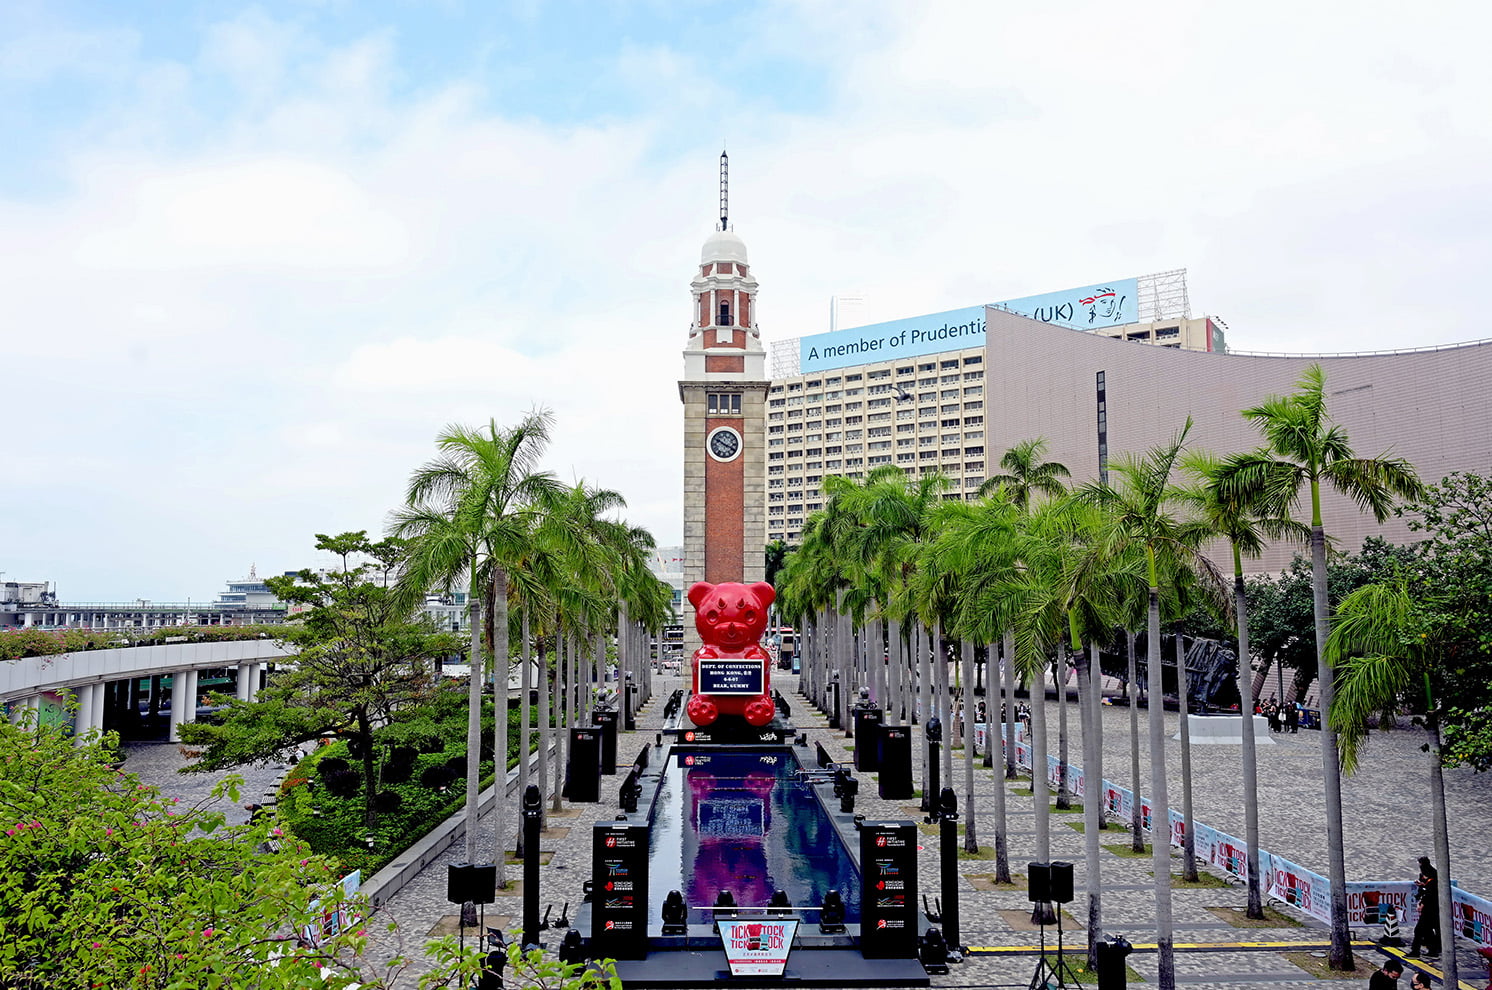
top-left (687, 581), bottom-right (775, 649)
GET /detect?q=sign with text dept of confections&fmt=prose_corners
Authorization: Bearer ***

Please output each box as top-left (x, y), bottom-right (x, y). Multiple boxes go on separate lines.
top-left (698, 659), bottom-right (765, 695)
top-left (859, 821), bottom-right (918, 959)
top-left (590, 822), bottom-right (649, 960)
top-left (719, 919), bottom-right (799, 976)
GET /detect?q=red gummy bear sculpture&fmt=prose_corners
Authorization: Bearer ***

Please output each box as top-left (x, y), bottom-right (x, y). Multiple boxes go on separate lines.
top-left (685, 580), bottom-right (777, 729)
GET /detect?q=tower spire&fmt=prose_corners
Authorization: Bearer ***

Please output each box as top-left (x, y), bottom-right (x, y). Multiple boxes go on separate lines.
top-left (718, 148), bottom-right (729, 231)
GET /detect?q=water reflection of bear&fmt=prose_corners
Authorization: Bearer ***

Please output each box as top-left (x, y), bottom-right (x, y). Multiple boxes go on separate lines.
top-left (685, 766), bottom-right (776, 908)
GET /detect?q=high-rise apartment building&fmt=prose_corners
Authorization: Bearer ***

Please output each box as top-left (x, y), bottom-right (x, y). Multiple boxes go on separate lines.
top-left (762, 272), bottom-right (1208, 545)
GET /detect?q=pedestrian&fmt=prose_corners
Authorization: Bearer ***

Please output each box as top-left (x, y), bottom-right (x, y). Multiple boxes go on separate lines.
top-left (1368, 958), bottom-right (1403, 989)
top-left (1286, 703), bottom-right (1300, 734)
top-left (1409, 973), bottom-right (1431, 989)
top-left (1408, 856), bottom-right (1442, 958)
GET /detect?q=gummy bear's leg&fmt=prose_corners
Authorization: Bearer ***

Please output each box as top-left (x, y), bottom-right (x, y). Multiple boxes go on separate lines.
top-left (686, 694), bottom-right (719, 728)
top-left (743, 694), bottom-right (776, 727)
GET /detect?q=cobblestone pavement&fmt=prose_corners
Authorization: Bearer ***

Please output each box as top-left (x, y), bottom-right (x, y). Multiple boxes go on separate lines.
top-left (129, 677), bottom-right (1492, 988)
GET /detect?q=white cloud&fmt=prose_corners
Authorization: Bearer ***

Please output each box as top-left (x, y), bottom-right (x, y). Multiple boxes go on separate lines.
top-left (3, 0), bottom-right (1492, 599)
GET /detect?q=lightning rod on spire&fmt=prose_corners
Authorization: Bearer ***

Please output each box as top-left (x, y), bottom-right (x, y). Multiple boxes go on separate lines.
top-left (719, 149), bottom-right (729, 231)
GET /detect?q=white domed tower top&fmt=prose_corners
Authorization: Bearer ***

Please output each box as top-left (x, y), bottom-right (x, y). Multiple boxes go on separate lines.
top-left (700, 228), bottom-right (748, 265)
top-left (682, 149), bottom-right (764, 379)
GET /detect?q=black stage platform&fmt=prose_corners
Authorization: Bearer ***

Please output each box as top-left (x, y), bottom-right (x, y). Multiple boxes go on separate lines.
top-left (611, 948), bottom-right (930, 988)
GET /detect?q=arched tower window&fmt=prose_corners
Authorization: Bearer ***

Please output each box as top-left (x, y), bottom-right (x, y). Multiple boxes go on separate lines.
top-left (718, 300), bottom-right (732, 326)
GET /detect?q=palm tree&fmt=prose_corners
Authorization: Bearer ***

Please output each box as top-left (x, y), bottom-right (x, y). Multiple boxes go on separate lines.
top-left (1325, 578), bottom-right (1459, 990)
top-left (979, 437), bottom-right (1072, 507)
top-left (1186, 450), bottom-right (1310, 918)
top-left (927, 490), bottom-right (1022, 879)
top-left (393, 411), bottom-right (565, 876)
top-left (1076, 419), bottom-right (1225, 990)
top-left (1216, 364), bottom-right (1422, 968)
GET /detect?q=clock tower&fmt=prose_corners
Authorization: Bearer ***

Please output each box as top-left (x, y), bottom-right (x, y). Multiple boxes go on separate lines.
top-left (680, 152), bottom-right (768, 654)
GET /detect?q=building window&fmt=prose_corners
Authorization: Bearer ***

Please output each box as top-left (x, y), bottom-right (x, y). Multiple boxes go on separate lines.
top-left (718, 300), bottom-right (732, 326)
top-left (707, 392), bottom-right (742, 416)
top-left (963, 355), bottom-right (982, 365)
top-left (941, 359), bottom-right (958, 369)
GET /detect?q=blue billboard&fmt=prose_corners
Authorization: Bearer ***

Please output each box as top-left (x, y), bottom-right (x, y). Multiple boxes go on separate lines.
top-left (798, 277), bottom-right (1139, 373)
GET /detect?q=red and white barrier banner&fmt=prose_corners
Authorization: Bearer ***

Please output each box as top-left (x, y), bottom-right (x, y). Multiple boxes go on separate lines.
top-left (1259, 852), bottom-right (1330, 923)
top-left (1452, 888), bottom-right (1492, 948)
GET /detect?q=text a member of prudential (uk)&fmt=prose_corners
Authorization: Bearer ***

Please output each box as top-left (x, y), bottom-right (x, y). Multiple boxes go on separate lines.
top-left (805, 317), bottom-right (986, 364)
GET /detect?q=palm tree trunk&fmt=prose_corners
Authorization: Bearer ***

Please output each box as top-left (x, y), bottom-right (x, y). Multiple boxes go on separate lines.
top-left (918, 623), bottom-right (931, 802)
top-left (1177, 635), bottom-right (1197, 882)
top-left (1147, 588), bottom-right (1175, 990)
top-left (939, 626), bottom-right (953, 795)
top-left (551, 634), bottom-right (566, 814)
top-left (1311, 521), bottom-right (1354, 970)
top-left (517, 609), bottom-right (532, 858)
top-left (962, 636), bottom-right (977, 853)
top-left (991, 636), bottom-right (1012, 884)
top-left (464, 596), bottom-right (482, 863)
top-left (493, 568), bottom-right (510, 886)
top-left (1128, 631), bottom-right (1144, 852)
top-left (1003, 631), bottom-right (1018, 781)
top-left (1030, 647), bottom-right (1052, 862)
top-left (1056, 645), bottom-right (1072, 809)
top-left (536, 636), bottom-right (550, 829)
top-left (1234, 566), bottom-right (1264, 919)
top-left (884, 616), bottom-right (896, 722)
top-left (1079, 642), bottom-right (1104, 969)
top-left (1428, 716), bottom-right (1458, 990)
top-left (874, 618), bottom-right (888, 714)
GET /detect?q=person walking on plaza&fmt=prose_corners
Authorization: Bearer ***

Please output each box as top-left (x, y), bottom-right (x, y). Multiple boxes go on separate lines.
top-left (1285, 702), bottom-right (1299, 733)
top-left (1409, 856), bottom-right (1442, 958)
top-left (1369, 958), bottom-right (1404, 989)
top-left (1409, 972), bottom-right (1431, 989)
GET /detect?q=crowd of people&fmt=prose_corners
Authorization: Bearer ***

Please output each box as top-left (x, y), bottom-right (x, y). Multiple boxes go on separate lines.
top-left (1256, 697), bottom-right (1301, 733)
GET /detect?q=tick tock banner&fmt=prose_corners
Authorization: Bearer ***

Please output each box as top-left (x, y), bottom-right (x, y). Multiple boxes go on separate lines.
top-left (798, 277), bottom-right (1140, 373)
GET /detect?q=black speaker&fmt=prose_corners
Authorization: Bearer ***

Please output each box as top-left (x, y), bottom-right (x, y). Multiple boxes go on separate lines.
top-left (1050, 860), bottom-right (1074, 904)
top-left (447, 862), bottom-right (497, 904)
top-left (1028, 861), bottom-right (1050, 903)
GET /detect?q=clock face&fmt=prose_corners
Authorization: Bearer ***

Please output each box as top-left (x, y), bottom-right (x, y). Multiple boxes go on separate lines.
top-left (706, 426), bottom-right (743, 462)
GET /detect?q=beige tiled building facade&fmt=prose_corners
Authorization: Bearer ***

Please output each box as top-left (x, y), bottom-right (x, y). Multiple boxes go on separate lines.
top-left (981, 307), bottom-right (1492, 574)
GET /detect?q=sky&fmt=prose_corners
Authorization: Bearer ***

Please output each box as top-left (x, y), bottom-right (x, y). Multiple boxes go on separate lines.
top-left (3, 0), bottom-right (1491, 602)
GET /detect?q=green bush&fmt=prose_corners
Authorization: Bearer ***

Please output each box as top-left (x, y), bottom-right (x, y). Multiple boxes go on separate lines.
top-left (277, 684), bottom-right (543, 874)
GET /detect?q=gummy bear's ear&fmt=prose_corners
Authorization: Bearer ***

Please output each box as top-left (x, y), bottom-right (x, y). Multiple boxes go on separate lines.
top-left (748, 582), bottom-right (775, 609)
top-left (688, 582), bottom-right (715, 609)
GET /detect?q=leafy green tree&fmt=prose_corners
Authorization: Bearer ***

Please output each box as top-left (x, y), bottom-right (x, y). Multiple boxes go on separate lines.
top-left (1403, 471), bottom-right (1492, 770)
top-left (0, 713), bottom-right (407, 988)
top-left (182, 532), bottom-right (447, 833)
top-left (1216, 364), bottom-right (1422, 970)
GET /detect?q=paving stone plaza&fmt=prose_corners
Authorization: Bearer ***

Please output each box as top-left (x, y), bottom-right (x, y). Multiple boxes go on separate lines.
top-left (129, 673), bottom-right (1492, 988)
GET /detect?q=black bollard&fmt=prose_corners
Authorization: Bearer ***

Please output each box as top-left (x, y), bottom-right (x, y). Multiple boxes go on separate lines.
top-left (923, 716), bottom-right (942, 816)
top-left (521, 785), bottom-right (542, 947)
top-left (938, 787), bottom-right (961, 955)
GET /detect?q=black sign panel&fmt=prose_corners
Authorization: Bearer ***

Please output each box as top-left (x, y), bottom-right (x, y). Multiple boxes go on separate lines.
top-left (565, 729), bottom-right (601, 803)
top-left (591, 822), bottom-right (650, 959)
top-left (593, 709), bottom-right (619, 775)
top-left (697, 659), bottom-right (765, 696)
top-left (877, 726), bottom-right (914, 800)
top-left (859, 821), bottom-right (918, 958)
